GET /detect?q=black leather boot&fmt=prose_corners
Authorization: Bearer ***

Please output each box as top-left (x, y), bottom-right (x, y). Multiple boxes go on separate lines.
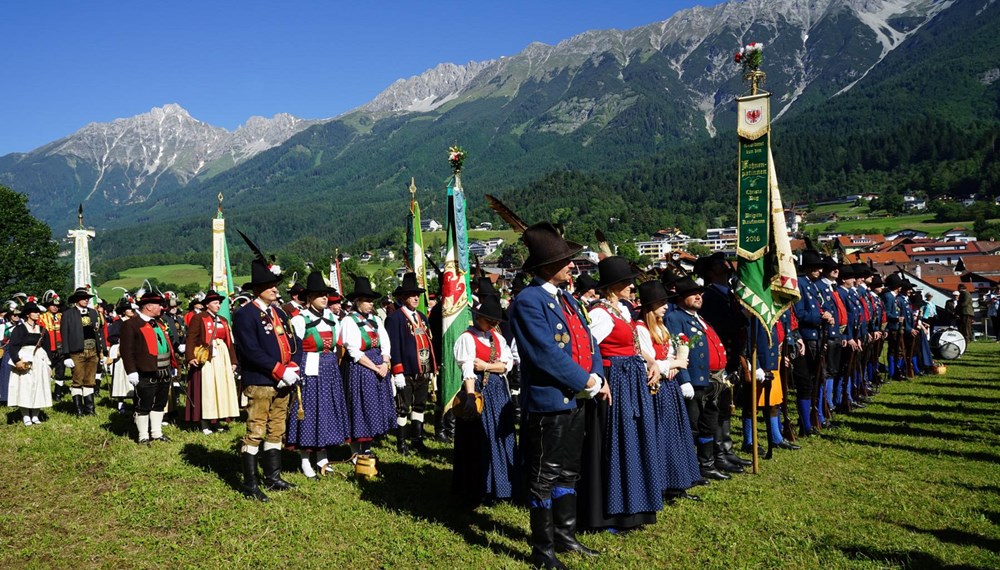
top-left (714, 450), bottom-right (745, 473)
top-left (552, 492), bottom-right (598, 557)
top-left (697, 440), bottom-right (730, 481)
top-left (260, 449), bottom-right (295, 491)
top-left (410, 420), bottom-right (430, 453)
top-left (396, 423), bottom-right (411, 456)
top-left (529, 507), bottom-right (567, 569)
top-left (73, 395), bottom-right (85, 417)
top-left (83, 393), bottom-right (96, 415)
top-left (240, 452), bottom-right (269, 502)
top-left (435, 409), bottom-right (455, 443)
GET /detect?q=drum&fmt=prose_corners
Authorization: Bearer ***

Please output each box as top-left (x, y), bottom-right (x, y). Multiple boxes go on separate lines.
top-left (931, 328), bottom-right (966, 360)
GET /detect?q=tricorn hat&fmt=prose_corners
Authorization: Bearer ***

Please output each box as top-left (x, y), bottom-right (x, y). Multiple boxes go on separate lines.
top-left (521, 222), bottom-right (583, 271)
top-left (471, 295), bottom-right (507, 323)
top-left (393, 272), bottom-right (426, 297)
top-left (596, 256), bottom-right (639, 290)
top-left (347, 276), bottom-right (381, 301)
top-left (638, 281), bottom-right (671, 310)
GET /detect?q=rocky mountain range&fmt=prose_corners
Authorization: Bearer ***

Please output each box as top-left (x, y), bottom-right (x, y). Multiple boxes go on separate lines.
top-left (0, 0), bottom-right (988, 251)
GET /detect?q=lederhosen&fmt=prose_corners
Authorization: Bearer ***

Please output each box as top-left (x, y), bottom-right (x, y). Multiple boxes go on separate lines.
top-left (135, 318), bottom-right (174, 415)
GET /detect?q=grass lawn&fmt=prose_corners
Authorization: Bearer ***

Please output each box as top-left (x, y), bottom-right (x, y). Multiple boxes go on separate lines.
top-left (96, 264), bottom-right (210, 300)
top-left (810, 213), bottom-right (994, 238)
top-left (1, 343), bottom-right (998, 568)
top-left (421, 229), bottom-right (519, 252)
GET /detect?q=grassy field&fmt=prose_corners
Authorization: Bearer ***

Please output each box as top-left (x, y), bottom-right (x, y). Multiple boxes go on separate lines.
top-left (96, 264), bottom-right (210, 300)
top-left (1, 343), bottom-right (998, 568)
top-left (804, 202), bottom-right (990, 238)
top-left (421, 229), bottom-right (520, 252)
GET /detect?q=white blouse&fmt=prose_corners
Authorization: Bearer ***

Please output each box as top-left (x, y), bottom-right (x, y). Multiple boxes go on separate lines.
top-left (453, 328), bottom-right (513, 380)
top-left (339, 312), bottom-right (391, 362)
top-left (636, 324), bottom-right (677, 377)
top-left (588, 301), bottom-right (632, 345)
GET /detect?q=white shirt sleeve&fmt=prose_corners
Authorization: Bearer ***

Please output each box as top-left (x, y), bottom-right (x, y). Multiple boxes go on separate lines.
top-left (510, 338), bottom-right (520, 365)
top-left (376, 315), bottom-right (391, 360)
top-left (453, 332), bottom-right (478, 380)
top-left (497, 333), bottom-right (514, 373)
top-left (589, 306), bottom-right (613, 344)
top-left (291, 315), bottom-right (306, 340)
top-left (339, 316), bottom-right (364, 362)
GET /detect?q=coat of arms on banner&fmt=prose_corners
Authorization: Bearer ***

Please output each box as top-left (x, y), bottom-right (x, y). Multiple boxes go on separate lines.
top-left (737, 94), bottom-right (770, 140)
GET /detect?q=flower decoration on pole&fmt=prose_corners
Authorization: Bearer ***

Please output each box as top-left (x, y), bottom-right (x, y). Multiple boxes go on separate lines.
top-left (448, 145), bottom-right (466, 175)
top-left (735, 41), bottom-right (766, 94)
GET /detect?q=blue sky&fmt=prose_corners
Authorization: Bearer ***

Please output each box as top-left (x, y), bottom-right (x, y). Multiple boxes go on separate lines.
top-left (0, 1), bottom-right (710, 155)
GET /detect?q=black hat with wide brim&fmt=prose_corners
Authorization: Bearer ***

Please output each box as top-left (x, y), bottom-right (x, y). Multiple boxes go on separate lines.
top-left (474, 276), bottom-right (499, 299)
top-left (347, 276), bottom-right (381, 301)
top-left (670, 276), bottom-right (705, 299)
top-left (638, 281), bottom-right (670, 310)
top-left (574, 272), bottom-right (599, 293)
top-left (596, 256), bottom-right (640, 290)
top-left (471, 294), bottom-right (507, 322)
top-left (393, 272), bottom-right (426, 297)
top-left (202, 290), bottom-right (225, 305)
top-left (21, 302), bottom-right (42, 315)
top-left (248, 259), bottom-right (284, 287)
top-left (693, 252), bottom-right (730, 277)
top-left (137, 292), bottom-right (165, 306)
top-left (67, 287), bottom-right (92, 303)
top-left (521, 222), bottom-right (583, 271)
top-left (800, 250), bottom-right (825, 269)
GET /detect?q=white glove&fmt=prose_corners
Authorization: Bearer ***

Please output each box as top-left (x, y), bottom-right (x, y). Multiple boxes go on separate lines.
top-left (755, 368), bottom-right (766, 382)
top-left (577, 374), bottom-right (603, 399)
top-left (278, 368), bottom-right (300, 388)
top-left (64, 358), bottom-right (75, 369)
top-left (177, 343), bottom-right (186, 354)
top-left (392, 374), bottom-right (406, 389)
top-left (680, 382), bottom-right (695, 400)
top-left (127, 373), bottom-right (139, 387)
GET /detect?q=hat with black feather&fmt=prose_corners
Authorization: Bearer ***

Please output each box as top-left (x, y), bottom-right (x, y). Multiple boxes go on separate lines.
top-left (238, 229), bottom-right (283, 287)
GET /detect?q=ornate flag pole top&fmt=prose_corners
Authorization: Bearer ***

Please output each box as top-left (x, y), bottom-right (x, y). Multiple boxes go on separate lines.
top-left (78, 203), bottom-right (84, 229)
top-left (217, 192), bottom-right (224, 214)
top-left (735, 42), bottom-right (766, 95)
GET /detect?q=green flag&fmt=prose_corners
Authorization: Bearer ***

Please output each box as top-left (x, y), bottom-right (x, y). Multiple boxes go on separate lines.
top-left (212, 204), bottom-right (235, 323)
top-left (440, 166), bottom-right (472, 412)
top-left (407, 178), bottom-right (429, 314)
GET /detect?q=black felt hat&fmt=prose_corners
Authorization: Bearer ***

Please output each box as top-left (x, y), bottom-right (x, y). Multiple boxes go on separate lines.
top-left (693, 252), bottom-right (729, 277)
top-left (595, 256), bottom-right (639, 290)
top-left (67, 287), bottom-right (92, 303)
top-left (574, 272), bottom-right (599, 294)
top-left (202, 290), bottom-right (225, 305)
top-left (521, 222), bottom-right (583, 271)
top-left (393, 272), bottom-right (426, 297)
top-left (638, 281), bottom-right (670, 310)
top-left (303, 271), bottom-right (338, 296)
top-left (884, 273), bottom-right (905, 290)
top-left (670, 276), bottom-right (705, 299)
top-left (474, 276), bottom-right (499, 298)
top-left (347, 276), bottom-right (381, 301)
top-left (471, 295), bottom-right (507, 322)
top-left (822, 255), bottom-right (840, 273)
top-left (137, 291), bottom-right (165, 307)
top-left (21, 302), bottom-right (42, 315)
top-left (238, 230), bottom-right (283, 287)
top-left (800, 250), bottom-right (825, 269)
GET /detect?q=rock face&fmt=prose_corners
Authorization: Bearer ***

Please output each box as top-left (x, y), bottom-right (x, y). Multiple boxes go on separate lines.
top-left (0, 0), bottom-right (959, 231)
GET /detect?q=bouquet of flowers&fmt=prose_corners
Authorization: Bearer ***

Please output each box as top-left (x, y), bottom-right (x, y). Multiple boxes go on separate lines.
top-left (448, 146), bottom-right (466, 174)
top-left (674, 332), bottom-right (703, 362)
top-left (734, 41), bottom-right (764, 74)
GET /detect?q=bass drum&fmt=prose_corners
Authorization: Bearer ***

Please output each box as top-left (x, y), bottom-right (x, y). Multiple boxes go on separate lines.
top-left (931, 328), bottom-right (966, 360)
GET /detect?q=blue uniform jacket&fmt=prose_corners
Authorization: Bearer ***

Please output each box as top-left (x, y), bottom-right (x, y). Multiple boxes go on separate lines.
top-left (882, 291), bottom-right (902, 331)
top-left (511, 282), bottom-right (604, 413)
top-left (233, 302), bottom-right (302, 387)
top-left (746, 318), bottom-right (782, 371)
top-left (793, 276), bottom-right (824, 341)
top-left (815, 279), bottom-right (843, 341)
top-left (665, 307), bottom-right (716, 388)
top-left (838, 285), bottom-right (860, 340)
top-left (385, 307), bottom-right (434, 376)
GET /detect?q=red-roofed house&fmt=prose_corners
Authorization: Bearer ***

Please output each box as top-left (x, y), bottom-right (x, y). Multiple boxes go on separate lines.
top-left (846, 251), bottom-right (911, 266)
top-left (835, 234), bottom-right (886, 256)
top-left (901, 242), bottom-right (983, 266)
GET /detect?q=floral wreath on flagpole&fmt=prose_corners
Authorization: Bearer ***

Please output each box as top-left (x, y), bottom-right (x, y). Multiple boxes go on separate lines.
top-left (735, 41), bottom-right (766, 94)
top-left (448, 146), bottom-right (466, 175)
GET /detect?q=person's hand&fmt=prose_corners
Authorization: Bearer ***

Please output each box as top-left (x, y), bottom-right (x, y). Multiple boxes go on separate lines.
top-left (665, 368), bottom-right (677, 380)
top-left (797, 339), bottom-right (806, 356)
top-left (597, 379), bottom-right (613, 406)
top-left (672, 356), bottom-right (689, 370)
top-left (232, 364), bottom-right (238, 373)
top-left (64, 358), bottom-right (75, 369)
top-left (127, 372), bottom-right (139, 387)
top-left (281, 368), bottom-right (300, 386)
top-left (473, 358), bottom-right (488, 373)
top-left (392, 374), bottom-right (406, 389)
top-left (645, 362), bottom-right (659, 383)
top-left (822, 312), bottom-right (835, 325)
top-left (680, 382), bottom-right (695, 400)
top-left (188, 359), bottom-right (200, 367)
top-left (378, 363), bottom-right (390, 378)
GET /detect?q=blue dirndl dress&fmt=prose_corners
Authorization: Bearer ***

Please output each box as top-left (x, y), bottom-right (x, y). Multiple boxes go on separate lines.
top-left (345, 346), bottom-right (395, 439)
top-left (287, 351), bottom-right (350, 448)
top-left (654, 379), bottom-right (702, 492)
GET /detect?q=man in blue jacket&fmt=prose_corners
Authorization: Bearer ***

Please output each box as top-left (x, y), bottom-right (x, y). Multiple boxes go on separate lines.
top-left (512, 222), bottom-right (608, 569)
top-left (233, 251), bottom-right (302, 502)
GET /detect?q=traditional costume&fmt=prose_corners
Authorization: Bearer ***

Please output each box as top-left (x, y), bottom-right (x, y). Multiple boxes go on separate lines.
top-left (61, 287), bottom-right (105, 416)
top-left (452, 295), bottom-right (518, 504)
top-left (287, 272), bottom-right (350, 478)
top-left (6, 303), bottom-right (54, 424)
top-left (185, 290), bottom-right (240, 431)
top-left (120, 292), bottom-right (177, 444)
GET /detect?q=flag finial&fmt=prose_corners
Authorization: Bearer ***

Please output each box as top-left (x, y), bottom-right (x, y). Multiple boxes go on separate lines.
top-left (217, 192), bottom-right (224, 214)
top-left (78, 203), bottom-right (84, 228)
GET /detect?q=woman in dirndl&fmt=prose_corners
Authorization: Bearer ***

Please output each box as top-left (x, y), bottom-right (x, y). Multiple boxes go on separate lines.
top-left (578, 256), bottom-right (664, 533)
top-left (6, 302), bottom-right (54, 425)
top-left (185, 290), bottom-right (240, 434)
top-left (108, 300), bottom-right (136, 413)
top-left (452, 294), bottom-right (518, 505)
top-left (340, 276), bottom-right (394, 459)
top-left (635, 281), bottom-right (703, 502)
top-left (287, 272), bottom-right (350, 479)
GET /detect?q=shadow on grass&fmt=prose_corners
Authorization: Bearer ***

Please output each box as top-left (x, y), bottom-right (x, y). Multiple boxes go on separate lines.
top-left (180, 442), bottom-right (244, 492)
top-left (879, 401), bottom-right (993, 416)
top-left (952, 482), bottom-right (1000, 495)
top-left (837, 544), bottom-right (986, 569)
top-left (918, 393), bottom-right (1000, 405)
top-left (825, 436), bottom-right (1000, 464)
top-left (357, 459), bottom-right (529, 563)
top-left (898, 523), bottom-right (1000, 555)
top-left (835, 419), bottom-right (989, 443)
top-left (100, 409), bottom-right (135, 438)
top-left (916, 381), bottom-right (1000, 391)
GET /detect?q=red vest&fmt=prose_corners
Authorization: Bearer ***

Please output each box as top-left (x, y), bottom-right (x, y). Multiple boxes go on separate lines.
top-left (473, 330), bottom-right (502, 363)
top-left (560, 294), bottom-right (592, 374)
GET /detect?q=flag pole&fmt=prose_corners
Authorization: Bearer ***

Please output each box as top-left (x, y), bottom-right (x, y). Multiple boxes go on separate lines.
top-left (751, 324), bottom-right (760, 474)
